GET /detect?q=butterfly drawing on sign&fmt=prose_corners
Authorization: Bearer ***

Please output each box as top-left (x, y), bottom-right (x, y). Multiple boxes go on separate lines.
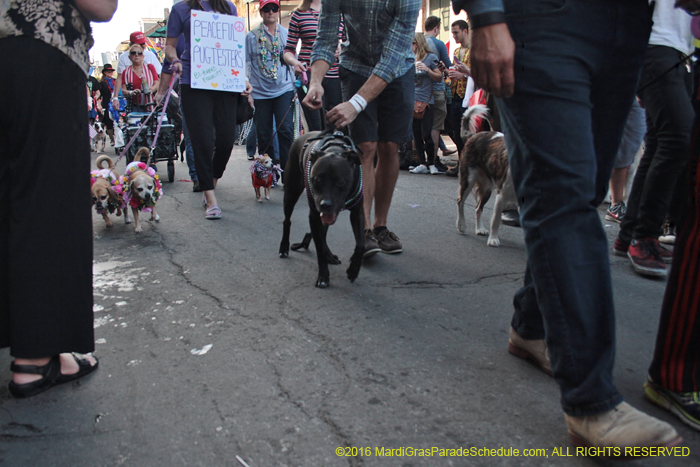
top-left (231, 70), bottom-right (240, 76)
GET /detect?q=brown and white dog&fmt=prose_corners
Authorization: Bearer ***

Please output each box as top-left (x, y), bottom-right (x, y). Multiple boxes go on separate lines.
top-left (122, 147), bottom-right (162, 233)
top-left (91, 122), bottom-right (107, 152)
top-left (250, 154), bottom-right (280, 202)
top-left (456, 105), bottom-right (517, 247)
top-left (91, 155), bottom-right (128, 228)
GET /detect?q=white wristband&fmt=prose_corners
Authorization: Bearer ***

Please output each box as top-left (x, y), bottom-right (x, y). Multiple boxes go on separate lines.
top-left (349, 94), bottom-right (367, 113)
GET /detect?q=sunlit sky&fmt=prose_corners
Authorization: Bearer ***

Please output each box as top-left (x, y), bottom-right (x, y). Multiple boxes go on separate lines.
top-left (90, 0), bottom-right (174, 62)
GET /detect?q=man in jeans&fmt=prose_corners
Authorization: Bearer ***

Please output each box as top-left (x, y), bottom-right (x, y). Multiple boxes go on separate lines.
top-left (614, 3), bottom-right (693, 278)
top-left (456, 0), bottom-right (681, 452)
top-left (305, 0), bottom-right (420, 256)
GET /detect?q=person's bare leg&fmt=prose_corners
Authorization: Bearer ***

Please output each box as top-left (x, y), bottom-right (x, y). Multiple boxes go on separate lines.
top-left (374, 141), bottom-right (400, 228)
top-left (359, 141), bottom-right (378, 227)
top-left (204, 178), bottom-right (220, 208)
top-left (609, 167), bottom-right (628, 205)
top-left (13, 354), bottom-right (98, 385)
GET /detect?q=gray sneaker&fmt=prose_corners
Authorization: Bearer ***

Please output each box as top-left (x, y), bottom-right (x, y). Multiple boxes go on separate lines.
top-left (565, 402), bottom-right (681, 457)
top-left (374, 227), bottom-right (402, 254)
top-left (363, 229), bottom-right (381, 258)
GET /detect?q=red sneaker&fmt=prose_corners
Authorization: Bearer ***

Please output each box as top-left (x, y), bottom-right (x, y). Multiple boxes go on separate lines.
top-left (613, 238), bottom-right (629, 257)
top-left (628, 238), bottom-right (667, 277)
top-left (649, 238), bottom-right (673, 264)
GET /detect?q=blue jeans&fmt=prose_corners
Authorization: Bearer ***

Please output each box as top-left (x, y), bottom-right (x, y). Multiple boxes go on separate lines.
top-left (180, 99), bottom-right (196, 181)
top-left (619, 45), bottom-right (694, 242)
top-left (500, 0), bottom-right (652, 416)
top-left (254, 90), bottom-right (295, 172)
top-left (246, 121), bottom-right (279, 158)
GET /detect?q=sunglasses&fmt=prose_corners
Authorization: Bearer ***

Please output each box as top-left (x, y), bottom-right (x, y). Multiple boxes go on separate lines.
top-left (261, 5), bottom-right (279, 13)
top-left (130, 51), bottom-right (143, 56)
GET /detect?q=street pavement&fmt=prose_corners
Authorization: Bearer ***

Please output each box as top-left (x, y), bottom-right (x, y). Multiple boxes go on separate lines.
top-left (1, 142), bottom-right (698, 467)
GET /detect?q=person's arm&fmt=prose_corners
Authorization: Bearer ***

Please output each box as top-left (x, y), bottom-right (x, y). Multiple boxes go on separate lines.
top-left (675, 0), bottom-right (700, 14)
top-left (165, 8), bottom-right (184, 74)
top-left (306, 0), bottom-right (341, 107)
top-left (370, 1), bottom-right (420, 85)
top-left (74, 0), bottom-right (117, 22)
top-left (457, 0), bottom-right (514, 97)
top-left (283, 12), bottom-right (306, 74)
top-left (155, 73), bottom-right (172, 104)
top-left (164, 37), bottom-right (181, 74)
top-left (438, 40), bottom-right (452, 68)
top-left (424, 60), bottom-right (442, 82)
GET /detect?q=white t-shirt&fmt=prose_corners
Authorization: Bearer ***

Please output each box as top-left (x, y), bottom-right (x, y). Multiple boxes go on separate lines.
top-left (649, 0), bottom-right (693, 55)
top-left (117, 48), bottom-right (163, 74)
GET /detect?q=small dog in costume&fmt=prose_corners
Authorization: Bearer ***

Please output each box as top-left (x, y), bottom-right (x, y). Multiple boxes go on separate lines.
top-left (250, 154), bottom-right (282, 202)
top-left (120, 147), bottom-right (163, 233)
top-left (91, 155), bottom-right (128, 228)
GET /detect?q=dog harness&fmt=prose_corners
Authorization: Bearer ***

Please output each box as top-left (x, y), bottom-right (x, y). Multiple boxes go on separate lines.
top-left (302, 132), bottom-right (364, 212)
top-left (91, 169), bottom-right (124, 214)
top-left (120, 162), bottom-right (163, 212)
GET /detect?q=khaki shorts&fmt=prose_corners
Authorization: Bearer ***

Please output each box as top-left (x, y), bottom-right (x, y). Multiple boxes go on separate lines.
top-left (432, 89), bottom-right (447, 131)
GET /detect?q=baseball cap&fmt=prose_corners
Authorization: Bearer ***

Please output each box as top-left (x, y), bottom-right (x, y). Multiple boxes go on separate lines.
top-left (259, 0), bottom-right (280, 8)
top-left (130, 31), bottom-right (146, 45)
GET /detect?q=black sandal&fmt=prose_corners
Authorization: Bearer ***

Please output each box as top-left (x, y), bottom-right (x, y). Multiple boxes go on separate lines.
top-left (9, 353), bottom-right (99, 399)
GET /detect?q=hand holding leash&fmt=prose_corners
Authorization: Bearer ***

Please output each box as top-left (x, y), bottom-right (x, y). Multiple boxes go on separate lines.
top-left (326, 102), bottom-right (358, 129)
top-left (303, 82), bottom-right (324, 110)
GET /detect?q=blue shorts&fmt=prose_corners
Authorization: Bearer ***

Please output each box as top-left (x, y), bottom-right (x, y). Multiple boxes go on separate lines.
top-left (614, 99), bottom-right (646, 169)
top-left (339, 66), bottom-right (414, 144)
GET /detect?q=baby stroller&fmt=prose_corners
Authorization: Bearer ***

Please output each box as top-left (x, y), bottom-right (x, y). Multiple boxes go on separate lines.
top-left (115, 84), bottom-right (179, 182)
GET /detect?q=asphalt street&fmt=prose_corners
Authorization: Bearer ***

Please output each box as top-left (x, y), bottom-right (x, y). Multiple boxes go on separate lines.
top-left (0, 142), bottom-right (698, 467)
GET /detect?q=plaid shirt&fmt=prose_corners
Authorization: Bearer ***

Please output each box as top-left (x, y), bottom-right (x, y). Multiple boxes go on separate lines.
top-left (311, 0), bottom-right (420, 84)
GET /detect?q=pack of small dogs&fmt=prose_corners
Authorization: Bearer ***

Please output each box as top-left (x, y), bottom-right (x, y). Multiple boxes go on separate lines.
top-left (456, 104), bottom-right (517, 247)
top-left (91, 147), bottom-right (161, 233)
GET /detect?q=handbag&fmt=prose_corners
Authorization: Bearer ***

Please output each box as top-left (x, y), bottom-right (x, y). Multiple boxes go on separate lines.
top-left (413, 101), bottom-right (429, 119)
top-left (237, 94), bottom-right (255, 124)
top-left (413, 90), bottom-right (433, 119)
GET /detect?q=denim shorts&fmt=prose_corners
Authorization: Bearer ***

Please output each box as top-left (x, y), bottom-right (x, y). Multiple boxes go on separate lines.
top-left (339, 66), bottom-right (414, 144)
top-left (614, 98), bottom-right (645, 169)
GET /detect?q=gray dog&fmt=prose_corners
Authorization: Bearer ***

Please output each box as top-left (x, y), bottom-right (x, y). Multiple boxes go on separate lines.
top-left (279, 130), bottom-right (365, 288)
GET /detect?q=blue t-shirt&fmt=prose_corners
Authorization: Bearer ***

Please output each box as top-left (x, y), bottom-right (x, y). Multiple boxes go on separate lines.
top-left (166, 1), bottom-right (238, 85)
top-left (246, 24), bottom-right (295, 100)
top-left (414, 53), bottom-right (437, 104)
top-left (426, 36), bottom-right (451, 92)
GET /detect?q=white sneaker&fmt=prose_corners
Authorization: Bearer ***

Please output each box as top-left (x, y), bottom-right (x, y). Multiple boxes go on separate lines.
top-left (410, 165), bottom-right (429, 174)
top-left (429, 164), bottom-right (439, 174)
top-left (565, 402), bottom-right (681, 457)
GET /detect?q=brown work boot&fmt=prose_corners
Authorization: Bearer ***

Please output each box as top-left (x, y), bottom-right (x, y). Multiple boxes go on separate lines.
top-left (565, 402), bottom-right (681, 457)
top-left (507, 328), bottom-right (552, 375)
top-left (363, 229), bottom-right (381, 258)
top-left (374, 227), bottom-right (402, 254)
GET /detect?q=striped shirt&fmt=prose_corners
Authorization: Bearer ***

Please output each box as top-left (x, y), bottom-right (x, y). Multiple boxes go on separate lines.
top-left (284, 9), bottom-right (343, 78)
top-left (122, 64), bottom-right (159, 106)
top-left (312, 0), bottom-right (420, 84)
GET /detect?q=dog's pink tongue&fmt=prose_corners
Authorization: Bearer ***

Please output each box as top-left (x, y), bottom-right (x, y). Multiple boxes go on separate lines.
top-left (320, 212), bottom-right (337, 225)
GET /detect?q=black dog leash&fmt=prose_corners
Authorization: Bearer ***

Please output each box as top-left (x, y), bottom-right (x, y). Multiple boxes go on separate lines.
top-left (637, 49), bottom-right (699, 94)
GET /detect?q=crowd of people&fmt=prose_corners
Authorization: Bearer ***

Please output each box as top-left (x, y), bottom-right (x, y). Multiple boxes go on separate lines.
top-left (2, 0), bottom-right (700, 459)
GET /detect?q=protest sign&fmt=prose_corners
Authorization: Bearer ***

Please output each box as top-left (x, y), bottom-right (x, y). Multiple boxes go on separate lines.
top-left (190, 10), bottom-right (246, 92)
